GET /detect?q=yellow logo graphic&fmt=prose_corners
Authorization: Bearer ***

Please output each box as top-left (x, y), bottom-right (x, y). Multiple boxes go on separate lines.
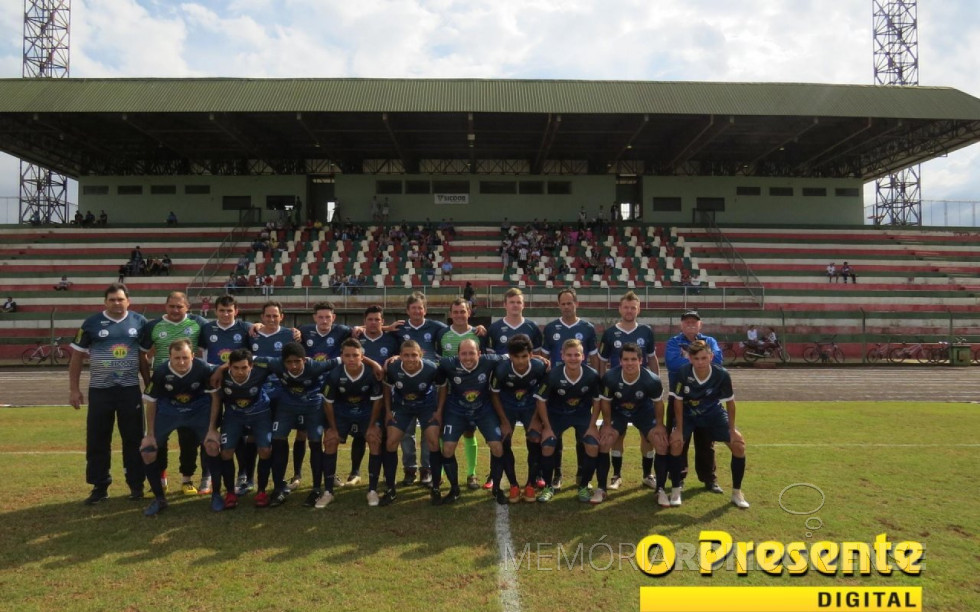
top-left (464, 390), bottom-right (481, 403)
top-left (567, 398), bottom-right (580, 406)
top-left (219, 349), bottom-right (232, 363)
top-left (111, 344), bottom-right (129, 359)
top-left (235, 399), bottom-right (251, 408)
top-left (515, 389), bottom-right (527, 400)
top-left (175, 393), bottom-right (191, 404)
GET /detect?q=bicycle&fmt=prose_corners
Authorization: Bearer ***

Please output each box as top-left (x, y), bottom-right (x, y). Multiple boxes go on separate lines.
top-left (21, 337), bottom-right (70, 365)
top-left (717, 340), bottom-right (741, 365)
top-left (802, 337), bottom-right (845, 364)
top-left (865, 338), bottom-right (894, 364)
top-left (887, 340), bottom-right (931, 364)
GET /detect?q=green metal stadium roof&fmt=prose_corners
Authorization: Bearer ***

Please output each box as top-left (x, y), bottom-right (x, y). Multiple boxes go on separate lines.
top-left (1, 78), bottom-right (979, 180)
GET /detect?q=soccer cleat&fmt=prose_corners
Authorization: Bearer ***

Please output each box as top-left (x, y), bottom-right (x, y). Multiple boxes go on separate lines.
top-left (731, 489), bottom-right (750, 509)
top-left (577, 486), bottom-right (593, 503)
top-left (143, 497), bottom-right (168, 517)
top-left (210, 492), bottom-right (225, 512)
top-left (378, 489), bottom-right (397, 507)
top-left (160, 470), bottom-right (169, 494)
top-left (223, 492), bottom-right (239, 510)
top-left (536, 486), bottom-right (555, 503)
top-left (346, 472), bottom-right (361, 487)
top-left (254, 491), bottom-right (270, 508)
top-left (367, 490), bottom-right (380, 507)
top-left (198, 476), bottom-right (213, 495)
top-left (83, 487), bottom-right (109, 506)
top-left (429, 487), bottom-right (442, 506)
top-left (657, 489), bottom-right (671, 508)
top-left (128, 486), bottom-right (145, 501)
top-left (440, 488), bottom-right (461, 506)
top-left (181, 481), bottom-right (198, 496)
top-left (401, 469), bottom-right (418, 486)
top-left (535, 476), bottom-right (546, 489)
top-left (508, 485), bottom-right (521, 504)
top-left (608, 475), bottom-right (623, 490)
top-left (466, 475), bottom-right (481, 490)
top-left (269, 489), bottom-right (288, 508)
top-left (669, 487), bottom-right (682, 507)
top-left (589, 488), bottom-right (607, 505)
top-left (523, 485), bottom-right (537, 502)
top-left (706, 481), bottom-right (724, 494)
top-left (419, 468), bottom-right (433, 485)
top-left (303, 489), bottom-right (321, 507)
top-left (494, 488), bottom-right (508, 506)
top-left (314, 491), bottom-right (334, 509)
top-left (234, 478), bottom-right (254, 497)
top-left (482, 474), bottom-right (493, 490)
top-left (287, 475), bottom-right (302, 491)
top-left (642, 474), bottom-right (657, 489)
top-left (552, 476), bottom-right (563, 492)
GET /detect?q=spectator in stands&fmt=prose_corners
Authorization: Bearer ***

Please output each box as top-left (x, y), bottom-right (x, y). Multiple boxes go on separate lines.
top-left (826, 262), bottom-right (837, 283)
top-left (262, 275), bottom-right (275, 297)
top-left (610, 202), bottom-right (620, 224)
top-left (463, 282), bottom-right (476, 311)
top-left (72, 210), bottom-right (84, 225)
top-left (83, 210), bottom-right (96, 227)
top-left (841, 262), bottom-right (856, 283)
top-left (166, 211), bottom-right (178, 225)
top-left (98, 210), bottom-right (108, 226)
top-left (30, 210), bottom-right (41, 226)
top-left (224, 274), bottom-right (237, 294)
top-left (764, 327), bottom-right (778, 350)
top-left (441, 259), bottom-right (454, 281)
top-left (500, 217), bottom-right (510, 234)
top-left (745, 325), bottom-right (762, 352)
top-left (200, 296), bottom-right (211, 318)
top-left (3, 296), bottom-right (18, 313)
top-left (604, 254), bottom-right (615, 274)
top-left (54, 275), bottom-right (73, 291)
top-left (381, 198), bottom-right (390, 223)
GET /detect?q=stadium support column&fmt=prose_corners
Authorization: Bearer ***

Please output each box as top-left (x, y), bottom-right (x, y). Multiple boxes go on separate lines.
top-left (19, 0), bottom-right (72, 225)
top-left (871, 0), bottom-right (920, 226)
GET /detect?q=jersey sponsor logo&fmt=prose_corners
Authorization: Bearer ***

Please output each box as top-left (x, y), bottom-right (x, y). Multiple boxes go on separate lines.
top-left (552, 333), bottom-right (561, 341)
top-left (128, 328), bottom-right (138, 337)
top-left (306, 339), bottom-right (314, 347)
top-left (210, 334), bottom-right (219, 343)
top-left (111, 344), bottom-right (129, 359)
top-left (158, 331), bottom-right (168, 338)
top-left (219, 349), bottom-right (232, 363)
top-left (314, 353), bottom-right (327, 361)
top-left (499, 335), bottom-right (507, 344)
top-left (233, 334), bottom-right (242, 342)
top-left (567, 398), bottom-right (580, 406)
top-left (464, 390), bottom-right (481, 403)
top-left (621, 402), bottom-right (636, 411)
top-left (514, 389), bottom-right (528, 400)
top-left (175, 393), bottom-right (192, 403)
top-left (98, 329), bottom-right (109, 338)
top-left (235, 398), bottom-right (251, 408)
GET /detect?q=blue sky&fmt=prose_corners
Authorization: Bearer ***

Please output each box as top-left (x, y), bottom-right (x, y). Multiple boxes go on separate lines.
top-left (1, 0), bottom-right (978, 221)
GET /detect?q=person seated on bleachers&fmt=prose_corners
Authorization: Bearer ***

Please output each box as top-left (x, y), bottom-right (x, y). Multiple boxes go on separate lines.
top-left (224, 273), bottom-right (238, 294)
top-left (826, 262), bottom-right (837, 283)
top-left (98, 210), bottom-right (108, 225)
top-left (331, 274), bottom-right (346, 295)
top-left (30, 210), bottom-right (41, 226)
top-left (840, 262), bottom-right (856, 284)
top-left (161, 254), bottom-right (172, 275)
top-left (603, 254), bottom-right (615, 274)
top-left (441, 259), bottom-right (454, 281)
top-left (2, 297), bottom-right (17, 313)
top-left (262, 275), bottom-right (275, 296)
top-left (166, 211), bottom-right (178, 225)
top-left (347, 273), bottom-right (361, 295)
top-left (72, 210), bottom-right (84, 225)
top-left (54, 275), bottom-right (73, 291)
top-left (145, 258), bottom-right (162, 276)
top-left (83, 210), bottom-right (96, 227)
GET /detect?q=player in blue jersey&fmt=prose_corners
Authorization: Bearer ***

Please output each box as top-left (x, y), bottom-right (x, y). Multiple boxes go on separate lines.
top-left (595, 343), bottom-right (667, 505)
top-left (208, 348), bottom-right (276, 508)
top-left (253, 342), bottom-right (341, 508)
top-left (319, 338), bottom-right (385, 507)
top-left (69, 283), bottom-right (151, 505)
top-left (431, 339), bottom-right (509, 506)
top-left (198, 295), bottom-right (254, 367)
top-left (540, 288), bottom-right (598, 491)
top-left (486, 288), bottom-right (543, 355)
top-left (597, 291), bottom-right (661, 491)
top-left (667, 340), bottom-right (749, 509)
top-left (380, 339), bottom-right (445, 506)
top-left (664, 310), bottom-right (724, 495)
top-left (297, 302), bottom-right (358, 491)
top-left (490, 334), bottom-right (548, 503)
top-left (533, 338), bottom-right (602, 503)
top-left (140, 291), bottom-right (211, 497)
top-left (359, 305), bottom-right (401, 365)
top-left (139, 339), bottom-right (224, 515)
top-left (392, 292), bottom-right (447, 486)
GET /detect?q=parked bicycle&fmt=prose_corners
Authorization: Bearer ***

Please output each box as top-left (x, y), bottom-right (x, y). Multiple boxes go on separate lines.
top-left (743, 339), bottom-right (790, 363)
top-left (865, 338), bottom-right (894, 364)
top-left (717, 340), bottom-right (741, 365)
top-left (22, 337), bottom-right (70, 366)
top-left (802, 337), bottom-right (845, 364)
top-left (886, 340), bottom-right (932, 364)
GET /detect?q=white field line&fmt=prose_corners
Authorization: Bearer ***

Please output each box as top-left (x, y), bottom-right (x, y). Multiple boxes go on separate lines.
top-left (494, 503), bottom-right (522, 612)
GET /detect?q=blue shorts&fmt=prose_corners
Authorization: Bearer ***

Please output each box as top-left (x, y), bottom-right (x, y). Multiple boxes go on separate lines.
top-left (682, 406), bottom-right (730, 443)
top-left (442, 409), bottom-right (502, 444)
top-left (221, 408), bottom-right (273, 450)
top-left (547, 411), bottom-right (592, 443)
top-left (335, 413), bottom-right (381, 443)
top-left (273, 406), bottom-right (325, 442)
top-left (154, 402), bottom-right (210, 444)
top-left (389, 404), bottom-right (437, 433)
top-left (611, 407), bottom-right (657, 438)
top-left (503, 404), bottom-right (536, 432)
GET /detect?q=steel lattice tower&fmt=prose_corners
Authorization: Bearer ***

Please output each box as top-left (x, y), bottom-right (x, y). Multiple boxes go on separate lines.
top-left (872, 0), bottom-right (920, 226)
top-left (19, 0), bottom-right (71, 225)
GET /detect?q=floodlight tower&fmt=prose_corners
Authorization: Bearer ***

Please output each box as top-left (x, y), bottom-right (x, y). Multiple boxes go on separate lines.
top-left (19, 0), bottom-right (72, 225)
top-left (872, 0), bottom-right (920, 226)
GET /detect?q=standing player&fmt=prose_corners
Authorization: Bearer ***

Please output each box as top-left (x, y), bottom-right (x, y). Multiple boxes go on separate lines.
top-left (69, 283), bottom-right (150, 504)
top-left (532, 339), bottom-right (602, 503)
top-left (490, 335), bottom-right (548, 503)
top-left (667, 340), bottom-right (749, 509)
top-left (319, 339), bottom-right (384, 507)
top-left (140, 291), bottom-right (210, 496)
top-left (393, 292), bottom-right (448, 486)
top-left (595, 343), bottom-right (667, 505)
top-left (435, 297), bottom-right (488, 490)
top-left (208, 348), bottom-right (276, 508)
top-left (359, 305), bottom-right (401, 366)
top-left (198, 295), bottom-right (254, 367)
top-left (381, 339), bottom-right (444, 506)
top-left (139, 339), bottom-right (223, 515)
top-left (431, 339), bottom-right (509, 505)
top-left (597, 290), bottom-right (660, 490)
top-left (663, 310), bottom-right (723, 494)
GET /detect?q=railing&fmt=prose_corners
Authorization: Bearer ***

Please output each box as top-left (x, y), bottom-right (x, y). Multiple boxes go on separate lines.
top-left (186, 214), bottom-right (258, 300)
top-left (695, 210), bottom-right (765, 308)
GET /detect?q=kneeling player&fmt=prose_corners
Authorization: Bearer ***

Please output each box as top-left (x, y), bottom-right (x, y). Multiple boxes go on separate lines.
top-left (596, 343), bottom-right (667, 505)
top-left (320, 338), bottom-right (384, 507)
top-left (668, 340), bottom-right (748, 509)
top-left (140, 339), bottom-right (224, 516)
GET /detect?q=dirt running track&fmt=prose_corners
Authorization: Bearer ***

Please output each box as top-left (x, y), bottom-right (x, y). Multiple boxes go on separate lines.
top-left (1, 366), bottom-right (978, 406)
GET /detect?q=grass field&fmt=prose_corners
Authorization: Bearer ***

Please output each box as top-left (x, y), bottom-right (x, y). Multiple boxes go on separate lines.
top-left (0, 402), bottom-right (976, 612)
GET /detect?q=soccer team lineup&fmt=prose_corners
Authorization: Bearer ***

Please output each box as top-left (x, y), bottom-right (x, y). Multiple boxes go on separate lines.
top-left (69, 284), bottom-right (750, 517)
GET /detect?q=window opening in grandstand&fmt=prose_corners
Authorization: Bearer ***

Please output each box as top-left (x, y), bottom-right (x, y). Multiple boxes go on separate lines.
top-left (326, 200), bottom-right (338, 222)
top-left (652, 196), bottom-right (682, 212)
